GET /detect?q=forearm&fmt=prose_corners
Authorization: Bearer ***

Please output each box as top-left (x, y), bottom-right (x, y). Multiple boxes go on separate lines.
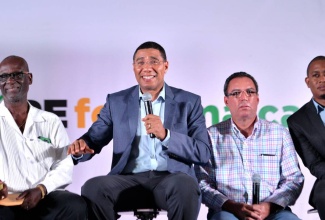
top-left (41, 157), bottom-right (73, 193)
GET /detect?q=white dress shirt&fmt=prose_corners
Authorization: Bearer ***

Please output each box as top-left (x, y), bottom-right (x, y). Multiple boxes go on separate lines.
top-left (0, 101), bottom-right (73, 194)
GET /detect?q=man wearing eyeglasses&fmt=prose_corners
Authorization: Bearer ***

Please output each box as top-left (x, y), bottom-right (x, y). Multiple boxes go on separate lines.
top-left (287, 56), bottom-right (325, 220)
top-left (68, 41), bottom-right (211, 220)
top-left (195, 72), bottom-right (303, 220)
top-left (0, 56), bottom-right (87, 219)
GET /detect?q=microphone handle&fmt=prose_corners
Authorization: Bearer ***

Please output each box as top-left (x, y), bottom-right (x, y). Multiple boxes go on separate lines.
top-left (144, 101), bottom-right (156, 138)
top-left (252, 182), bottom-right (260, 204)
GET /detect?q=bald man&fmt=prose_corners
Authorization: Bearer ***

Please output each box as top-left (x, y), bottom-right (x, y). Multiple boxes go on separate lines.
top-left (0, 56), bottom-right (86, 220)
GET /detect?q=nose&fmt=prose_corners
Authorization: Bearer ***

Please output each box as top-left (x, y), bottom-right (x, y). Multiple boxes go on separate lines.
top-left (319, 74), bottom-right (325, 82)
top-left (238, 91), bottom-right (249, 99)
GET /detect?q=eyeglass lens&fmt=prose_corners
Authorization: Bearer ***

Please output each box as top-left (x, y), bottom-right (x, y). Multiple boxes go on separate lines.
top-left (0, 72), bottom-right (25, 82)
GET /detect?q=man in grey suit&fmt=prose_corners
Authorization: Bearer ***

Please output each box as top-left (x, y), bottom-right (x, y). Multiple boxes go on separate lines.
top-left (68, 41), bottom-right (211, 220)
top-left (287, 55), bottom-right (325, 220)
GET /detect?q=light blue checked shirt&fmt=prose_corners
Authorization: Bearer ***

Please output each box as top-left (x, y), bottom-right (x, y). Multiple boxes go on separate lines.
top-left (195, 118), bottom-right (304, 212)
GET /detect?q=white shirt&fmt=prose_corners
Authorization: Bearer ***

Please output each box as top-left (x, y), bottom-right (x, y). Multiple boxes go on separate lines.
top-left (0, 101), bottom-right (73, 194)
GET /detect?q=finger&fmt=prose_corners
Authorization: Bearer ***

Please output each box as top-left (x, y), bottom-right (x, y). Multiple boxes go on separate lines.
top-left (246, 211), bottom-right (261, 220)
top-left (68, 142), bottom-right (78, 155)
top-left (17, 191), bottom-right (28, 200)
top-left (22, 202), bottom-right (29, 210)
top-left (70, 140), bottom-right (85, 154)
top-left (84, 147), bottom-right (95, 154)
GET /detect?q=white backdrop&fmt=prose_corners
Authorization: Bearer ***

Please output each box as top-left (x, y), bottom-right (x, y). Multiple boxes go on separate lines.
top-left (1, 1), bottom-right (325, 219)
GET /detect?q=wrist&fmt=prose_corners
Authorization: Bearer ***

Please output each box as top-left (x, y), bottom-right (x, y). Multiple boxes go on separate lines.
top-left (37, 184), bottom-right (47, 199)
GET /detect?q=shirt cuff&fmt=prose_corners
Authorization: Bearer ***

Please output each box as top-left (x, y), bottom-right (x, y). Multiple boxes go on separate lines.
top-left (71, 154), bottom-right (84, 160)
top-left (161, 129), bottom-right (170, 148)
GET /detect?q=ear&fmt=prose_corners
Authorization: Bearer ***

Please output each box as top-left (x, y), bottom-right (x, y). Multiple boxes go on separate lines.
top-left (164, 61), bottom-right (169, 74)
top-left (305, 76), bottom-right (310, 88)
top-left (28, 73), bottom-right (33, 85)
top-left (224, 96), bottom-right (228, 106)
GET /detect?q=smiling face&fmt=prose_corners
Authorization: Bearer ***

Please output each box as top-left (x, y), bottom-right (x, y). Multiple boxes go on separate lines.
top-left (224, 76), bottom-right (259, 122)
top-left (0, 56), bottom-right (32, 104)
top-left (305, 59), bottom-right (325, 105)
top-left (133, 48), bottom-right (168, 100)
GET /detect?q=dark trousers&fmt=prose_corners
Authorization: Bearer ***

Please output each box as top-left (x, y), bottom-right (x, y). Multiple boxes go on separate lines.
top-left (81, 171), bottom-right (201, 220)
top-left (311, 179), bottom-right (325, 220)
top-left (0, 190), bottom-right (87, 220)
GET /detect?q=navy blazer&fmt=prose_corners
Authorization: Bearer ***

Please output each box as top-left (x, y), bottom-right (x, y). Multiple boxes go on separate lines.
top-left (287, 99), bottom-right (325, 205)
top-left (75, 83), bottom-right (211, 180)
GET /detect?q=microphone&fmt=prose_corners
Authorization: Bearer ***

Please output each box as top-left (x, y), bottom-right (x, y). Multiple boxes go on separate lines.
top-left (143, 93), bottom-right (155, 138)
top-left (252, 173), bottom-right (261, 204)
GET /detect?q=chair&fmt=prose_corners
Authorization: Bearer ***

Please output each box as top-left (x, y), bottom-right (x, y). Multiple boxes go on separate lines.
top-left (115, 186), bottom-right (163, 220)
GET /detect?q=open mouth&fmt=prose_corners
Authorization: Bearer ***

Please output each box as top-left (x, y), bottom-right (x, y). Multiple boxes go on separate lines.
top-left (142, 75), bottom-right (156, 81)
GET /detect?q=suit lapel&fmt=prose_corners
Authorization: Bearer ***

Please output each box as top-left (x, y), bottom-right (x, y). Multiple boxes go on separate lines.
top-left (127, 86), bottom-right (140, 140)
top-left (305, 100), bottom-right (325, 132)
top-left (164, 84), bottom-right (176, 129)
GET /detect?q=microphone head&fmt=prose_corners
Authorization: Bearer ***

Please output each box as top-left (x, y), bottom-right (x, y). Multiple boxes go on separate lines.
top-left (143, 93), bottom-right (152, 102)
top-left (252, 173), bottom-right (261, 183)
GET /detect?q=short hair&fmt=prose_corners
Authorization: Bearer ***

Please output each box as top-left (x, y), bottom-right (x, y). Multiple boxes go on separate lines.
top-left (223, 72), bottom-right (259, 96)
top-left (133, 41), bottom-right (167, 61)
top-left (306, 55), bottom-right (325, 76)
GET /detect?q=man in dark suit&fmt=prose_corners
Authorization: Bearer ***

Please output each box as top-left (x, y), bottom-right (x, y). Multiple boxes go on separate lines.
top-left (68, 41), bottom-right (211, 220)
top-left (287, 55), bottom-right (325, 220)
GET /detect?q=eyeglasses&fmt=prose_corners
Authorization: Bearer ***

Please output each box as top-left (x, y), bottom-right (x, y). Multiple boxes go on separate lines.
top-left (134, 60), bottom-right (164, 68)
top-left (227, 89), bottom-right (257, 98)
top-left (0, 71), bottom-right (30, 83)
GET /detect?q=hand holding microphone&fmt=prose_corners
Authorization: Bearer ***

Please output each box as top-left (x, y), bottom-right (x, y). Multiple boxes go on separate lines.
top-left (143, 93), bottom-right (156, 138)
top-left (142, 93), bottom-right (167, 140)
top-left (252, 173), bottom-right (261, 204)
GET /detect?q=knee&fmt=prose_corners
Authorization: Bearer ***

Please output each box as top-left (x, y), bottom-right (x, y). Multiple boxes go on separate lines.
top-left (68, 193), bottom-right (87, 210)
top-left (313, 181), bottom-right (325, 205)
top-left (81, 176), bottom-right (103, 198)
top-left (50, 191), bottom-right (88, 218)
top-left (166, 174), bottom-right (200, 197)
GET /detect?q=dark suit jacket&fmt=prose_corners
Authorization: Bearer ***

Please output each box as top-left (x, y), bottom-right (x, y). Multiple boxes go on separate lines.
top-left (287, 99), bottom-right (325, 206)
top-left (74, 83), bottom-right (211, 180)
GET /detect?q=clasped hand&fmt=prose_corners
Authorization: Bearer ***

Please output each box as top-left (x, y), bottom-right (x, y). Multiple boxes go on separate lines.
top-left (224, 200), bottom-right (274, 220)
top-left (0, 180), bottom-right (43, 210)
top-left (18, 188), bottom-right (43, 210)
top-left (0, 180), bottom-right (7, 200)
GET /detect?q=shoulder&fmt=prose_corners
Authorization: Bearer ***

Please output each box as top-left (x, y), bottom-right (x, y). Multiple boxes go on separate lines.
top-left (29, 105), bottom-right (65, 129)
top-left (30, 105), bottom-right (61, 122)
top-left (258, 118), bottom-right (289, 134)
top-left (167, 84), bottom-right (201, 101)
top-left (287, 101), bottom-right (311, 123)
top-left (106, 85), bottom-right (138, 100)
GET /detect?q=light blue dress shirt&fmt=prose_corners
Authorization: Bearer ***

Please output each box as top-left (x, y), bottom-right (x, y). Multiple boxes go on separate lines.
top-left (123, 85), bottom-right (171, 173)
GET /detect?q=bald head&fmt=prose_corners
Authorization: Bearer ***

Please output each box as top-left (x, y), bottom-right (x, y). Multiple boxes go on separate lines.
top-left (0, 55), bottom-right (29, 73)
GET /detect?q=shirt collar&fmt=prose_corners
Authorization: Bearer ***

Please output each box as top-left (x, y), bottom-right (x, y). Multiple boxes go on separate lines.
top-left (231, 117), bottom-right (259, 136)
top-left (138, 84), bottom-right (166, 102)
top-left (312, 98), bottom-right (325, 114)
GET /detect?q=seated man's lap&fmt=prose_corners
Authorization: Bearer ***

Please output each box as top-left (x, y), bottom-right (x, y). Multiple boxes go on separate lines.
top-left (209, 209), bottom-right (300, 220)
top-left (0, 191), bottom-right (86, 220)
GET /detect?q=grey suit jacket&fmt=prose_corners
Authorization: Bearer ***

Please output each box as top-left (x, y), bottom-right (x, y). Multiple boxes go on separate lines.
top-left (74, 83), bottom-right (211, 179)
top-left (287, 99), bottom-right (325, 205)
